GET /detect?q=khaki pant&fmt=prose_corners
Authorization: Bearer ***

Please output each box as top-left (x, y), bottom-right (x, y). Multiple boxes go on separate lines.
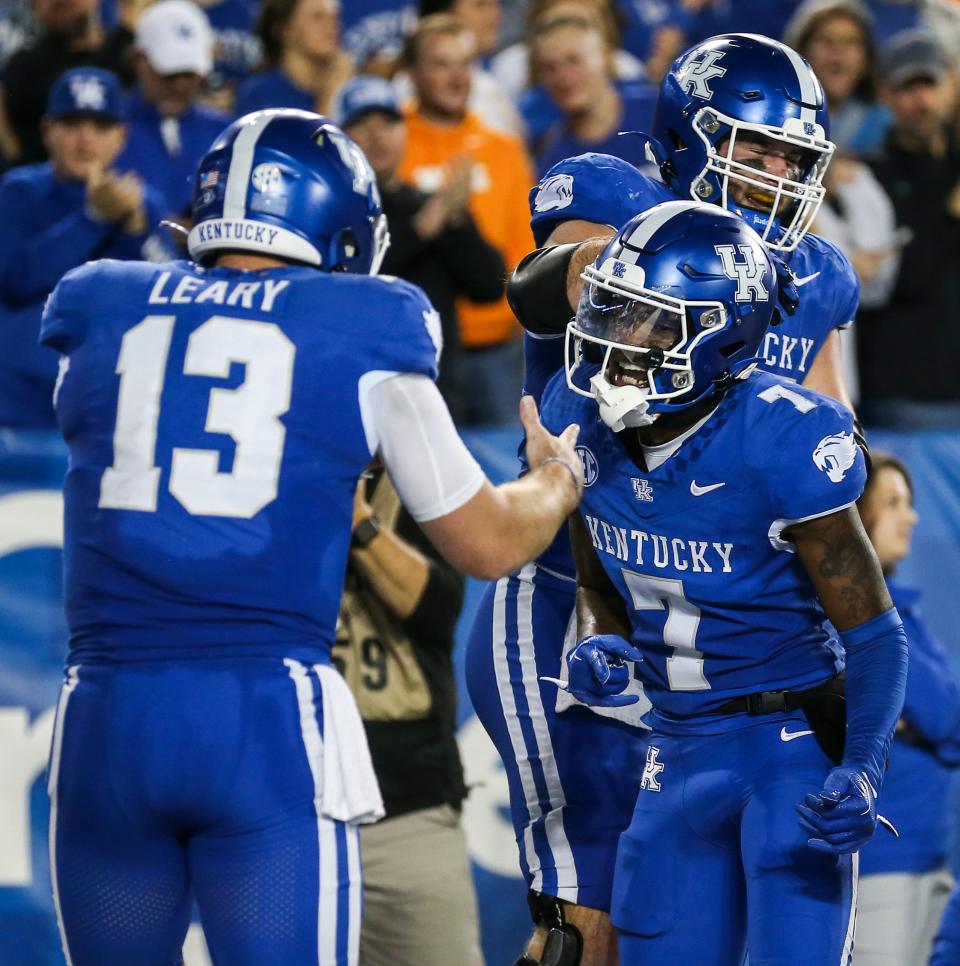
top-left (360, 805), bottom-right (485, 966)
top-left (855, 868), bottom-right (955, 965)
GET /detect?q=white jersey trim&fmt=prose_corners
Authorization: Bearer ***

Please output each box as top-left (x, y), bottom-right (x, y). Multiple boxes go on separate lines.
top-left (768, 500), bottom-right (858, 552)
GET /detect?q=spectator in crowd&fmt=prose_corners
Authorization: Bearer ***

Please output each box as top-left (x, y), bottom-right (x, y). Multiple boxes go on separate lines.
top-left (235, 0), bottom-right (353, 117)
top-left (784, 0), bottom-right (890, 154)
top-left (399, 13), bottom-right (534, 425)
top-left (0, 0), bottom-right (133, 167)
top-left (0, 67), bottom-right (169, 428)
top-left (814, 156), bottom-right (902, 309)
top-left (335, 467), bottom-right (483, 966)
top-left (529, 9), bottom-right (656, 176)
top-left (855, 452), bottom-right (960, 966)
top-left (116, 0), bottom-right (231, 221)
top-left (336, 75), bottom-right (506, 422)
top-left (397, 0), bottom-right (524, 137)
top-left (857, 29), bottom-right (960, 428)
top-left (195, 0), bottom-right (264, 111)
top-left (491, 0), bottom-right (647, 145)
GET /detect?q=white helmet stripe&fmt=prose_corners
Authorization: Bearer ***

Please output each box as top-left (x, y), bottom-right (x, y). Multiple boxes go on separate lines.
top-left (222, 111), bottom-right (278, 221)
top-left (622, 201), bottom-right (702, 263)
top-left (777, 40), bottom-right (819, 125)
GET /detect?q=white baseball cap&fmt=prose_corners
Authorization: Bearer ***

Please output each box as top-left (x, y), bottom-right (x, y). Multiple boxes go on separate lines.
top-left (136, 0), bottom-right (214, 77)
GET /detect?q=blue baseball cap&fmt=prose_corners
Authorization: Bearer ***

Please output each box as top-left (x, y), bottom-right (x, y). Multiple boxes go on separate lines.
top-left (333, 76), bottom-right (402, 130)
top-left (46, 68), bottom-right (127, 123)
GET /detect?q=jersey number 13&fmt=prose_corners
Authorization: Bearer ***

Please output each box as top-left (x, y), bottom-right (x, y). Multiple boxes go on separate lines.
top-left (99, 314), bottom-right (295, 519)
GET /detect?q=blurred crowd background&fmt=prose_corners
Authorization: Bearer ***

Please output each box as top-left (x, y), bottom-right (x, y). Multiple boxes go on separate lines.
top-left (0, 0), bottom-right (958, 434)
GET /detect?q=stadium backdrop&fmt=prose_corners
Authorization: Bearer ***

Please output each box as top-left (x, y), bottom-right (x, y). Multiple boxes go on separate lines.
top-left (0, 426), bottom-right (958, 965)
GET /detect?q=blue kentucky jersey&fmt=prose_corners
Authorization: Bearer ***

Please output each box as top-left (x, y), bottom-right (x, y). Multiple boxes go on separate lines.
top-left (523, 153), bottom-right (860, 580)
top-left (539, 368), bottom-right (866, 716)
top-left (41, 259), bottom-right (439, 663)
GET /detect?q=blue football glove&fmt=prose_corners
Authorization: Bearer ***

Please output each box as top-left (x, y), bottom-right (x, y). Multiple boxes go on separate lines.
top-left (542, 634), bottom-right (644, 708)
top-left (795, 765), bottom-right (880, 854)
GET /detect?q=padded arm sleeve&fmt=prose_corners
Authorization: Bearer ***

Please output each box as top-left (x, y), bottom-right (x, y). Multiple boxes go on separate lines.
top-left (839, 607), bottom-right (909, 793)
top-left (363, 373), bottom-right (485, 523)
top-left (506, 243), bottom-right (578, 336)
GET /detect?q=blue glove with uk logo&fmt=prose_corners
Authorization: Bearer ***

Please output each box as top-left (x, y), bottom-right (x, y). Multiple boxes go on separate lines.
top-left (542, 634), bottom-right (644, 708)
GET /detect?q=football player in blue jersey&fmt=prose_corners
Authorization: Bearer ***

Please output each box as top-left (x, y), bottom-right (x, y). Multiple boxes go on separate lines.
top-left (465, 33), bottom-right (866, 965)
top-left (540, 200), bottom-right (906, 964)
top-left (39, 109), bottom-right (585, 966)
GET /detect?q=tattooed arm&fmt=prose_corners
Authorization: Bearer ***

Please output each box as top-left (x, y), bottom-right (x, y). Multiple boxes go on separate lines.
top-left (570, 511), bottom-right (631, 639)
top-left (788, 506), bottom-right (892, 630)
top-left (789, 506), bottom-right (907, 850)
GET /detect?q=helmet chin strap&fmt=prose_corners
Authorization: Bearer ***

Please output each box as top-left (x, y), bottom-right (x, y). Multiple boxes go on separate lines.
top-left (589, 373), bottom-right (657, 433)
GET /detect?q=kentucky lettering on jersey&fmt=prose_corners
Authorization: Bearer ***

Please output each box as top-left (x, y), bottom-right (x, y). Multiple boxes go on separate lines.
top-left (584, 514), bottom-right (734, 574)
top-left (539, 367), bottom-right (866, 715)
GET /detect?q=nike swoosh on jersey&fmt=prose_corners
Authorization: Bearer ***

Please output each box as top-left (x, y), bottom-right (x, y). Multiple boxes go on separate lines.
top-left (780, 727), bottom-right (814, 742)
top-left (793, 272), bottom-right (821, 286)
top-left (690, 481), bottom-right (726, 496)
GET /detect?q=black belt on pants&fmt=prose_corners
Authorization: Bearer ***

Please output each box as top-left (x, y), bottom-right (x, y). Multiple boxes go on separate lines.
top-left (715, 675), bottom-right (844, 716)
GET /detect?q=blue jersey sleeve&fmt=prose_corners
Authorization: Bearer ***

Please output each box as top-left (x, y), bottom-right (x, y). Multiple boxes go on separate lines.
top-left (359, 276), bottom-right (441, 381)
top-left (801, 233), bottom-right (860, 331)
top-left (751, 381), bottom-right (866, 545)
top-left (528, 153), bottom-right (669, 246)
top-left (39, 261), bottom-right (100, 353)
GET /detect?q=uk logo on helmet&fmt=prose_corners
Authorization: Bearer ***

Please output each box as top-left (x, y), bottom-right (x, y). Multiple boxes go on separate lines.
top-left (677, 50), bottom-right (727, 100)
top-left (715, 244), bottom-right (769, 302)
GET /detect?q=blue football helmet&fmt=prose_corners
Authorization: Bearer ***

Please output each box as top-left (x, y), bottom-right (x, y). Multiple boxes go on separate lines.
top-left (565, 201), bottom-right (778, 431)
top-left (648, 33), bottom-right (834, 252)
top-left (188, 109), bottom-right (389, 274)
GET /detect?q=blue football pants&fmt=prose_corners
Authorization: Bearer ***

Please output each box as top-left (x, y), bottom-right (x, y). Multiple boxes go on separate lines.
top-left (465, 564), bottom-right (648, 911)
top-left (613, 711), bottom-right (857, 965)
top-left (47, 658), bottom-right (361, 966)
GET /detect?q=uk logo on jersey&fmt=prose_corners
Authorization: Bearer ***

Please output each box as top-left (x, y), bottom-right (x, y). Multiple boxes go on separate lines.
top-left (632, 478), bottom-right (654, 502)
top-left (715, 244), bottom-right (769, 302)
top-left (577, 445), bottom-right (600, 487)
top-left (677, 50), bottom-right (727, 100)
top-left (813, 432), bottom-right (858, 483)
top-left (640, 746), bottom-right (664, 792)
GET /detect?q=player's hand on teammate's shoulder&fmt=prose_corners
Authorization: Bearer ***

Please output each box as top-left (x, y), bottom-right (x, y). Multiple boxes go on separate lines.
top-left (520, 394), bottom-right (584, 504)
top-left (544, 634), bottom-right (644, 708)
